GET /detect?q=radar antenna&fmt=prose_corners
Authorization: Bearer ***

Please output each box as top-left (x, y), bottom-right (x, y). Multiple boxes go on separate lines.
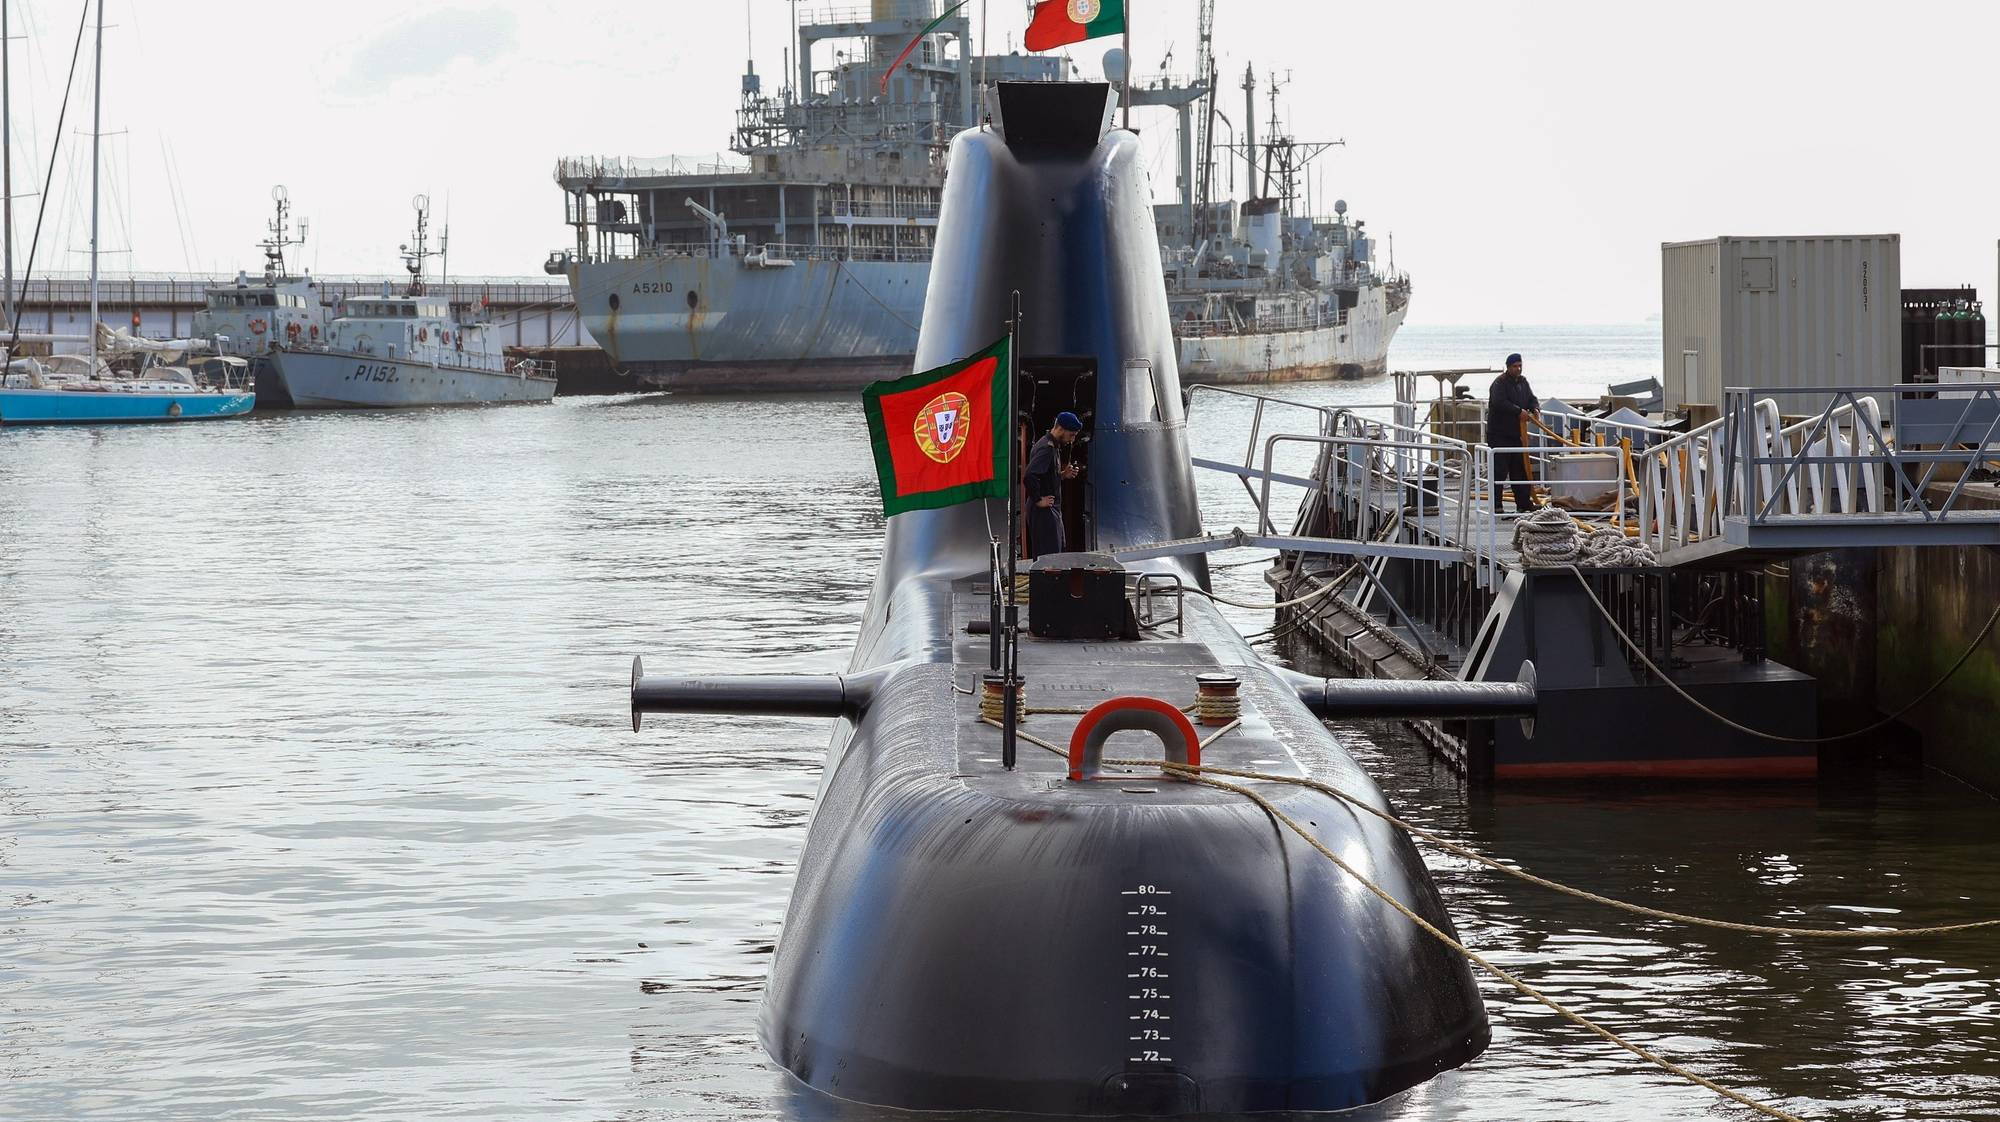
top-left (260, 185), bottom-right (307, 279)
top-left (401, 194), bottom-right (431, 296)
top-left (1256, 69), bottom-right (1341, 216)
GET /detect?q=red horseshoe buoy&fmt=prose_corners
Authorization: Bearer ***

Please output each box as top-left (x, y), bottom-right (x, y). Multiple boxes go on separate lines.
top-left (309, 324), bottom-right (319, 340)
top-left (286, 322), bottom-right (300, 338)
top-left (418, 327), bottom-right (428, 342)
top-left (1067, 696), bottom-right (1201, 782)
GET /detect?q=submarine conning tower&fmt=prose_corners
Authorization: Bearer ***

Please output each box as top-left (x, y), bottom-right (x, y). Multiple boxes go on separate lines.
top-left (866, 81), bottom-right (1208, 601)
top-left (632, 83), bottom-right (1522, 1115)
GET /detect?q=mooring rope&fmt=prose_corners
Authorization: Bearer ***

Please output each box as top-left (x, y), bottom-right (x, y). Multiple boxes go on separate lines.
top-left (1148, 760), bottom-right (2000, 939)
top-left (1131, 764), bottom-right (1813, 1122)
top-left (1567, 564), bottom-right (2000, 745)
top-left (1185, 578), bottom-right (1345, 611)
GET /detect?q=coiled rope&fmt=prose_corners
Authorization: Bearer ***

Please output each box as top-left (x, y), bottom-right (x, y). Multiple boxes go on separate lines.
top-left (1567, 564), bottom-right (2000, 745)
top-left (1514, 505), bottom-right (1657, 568)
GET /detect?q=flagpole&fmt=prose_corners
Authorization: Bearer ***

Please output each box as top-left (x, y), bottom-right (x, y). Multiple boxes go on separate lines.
top-left (1001, 288), bottom-right (1023, 771)
top-left (1120, 2), bottom-right (1131, 131)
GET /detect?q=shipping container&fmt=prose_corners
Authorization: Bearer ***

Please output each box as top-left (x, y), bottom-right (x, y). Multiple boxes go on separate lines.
top-left (1661, 234), bottom-right (1901, 414)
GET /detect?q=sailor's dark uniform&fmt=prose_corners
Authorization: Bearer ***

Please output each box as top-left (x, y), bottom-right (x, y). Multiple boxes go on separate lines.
top-left (1025, 433), bottom-right (1064, 559)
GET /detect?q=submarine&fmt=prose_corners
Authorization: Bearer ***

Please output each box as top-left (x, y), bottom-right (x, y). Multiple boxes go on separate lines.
top-left (630, 82), bottom-right (1536, 1115)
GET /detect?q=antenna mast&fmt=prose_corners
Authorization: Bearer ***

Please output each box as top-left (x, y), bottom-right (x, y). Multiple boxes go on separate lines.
top-left (401, 194), bottom-right (431, 296)
top-left (261, 184), bottom-right (307, 278)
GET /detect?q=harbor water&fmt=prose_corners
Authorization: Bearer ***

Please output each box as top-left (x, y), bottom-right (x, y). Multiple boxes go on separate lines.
top-left (4, 324), bottom-right (1997, 1121)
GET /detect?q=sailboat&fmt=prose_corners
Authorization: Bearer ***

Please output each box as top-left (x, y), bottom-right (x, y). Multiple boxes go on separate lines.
top-left (0, 0), bottom-right (252, 425)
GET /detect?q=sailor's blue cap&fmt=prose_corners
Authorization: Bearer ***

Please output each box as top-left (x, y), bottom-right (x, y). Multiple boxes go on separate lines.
top-left (1505, 353), bottom-right (1523, 366)
top-left (1055, 411), bottom-right (1082, 432)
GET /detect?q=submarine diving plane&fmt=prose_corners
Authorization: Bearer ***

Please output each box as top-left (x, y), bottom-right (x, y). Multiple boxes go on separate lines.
top-left (630, 82), bottom-right (1533, 1115)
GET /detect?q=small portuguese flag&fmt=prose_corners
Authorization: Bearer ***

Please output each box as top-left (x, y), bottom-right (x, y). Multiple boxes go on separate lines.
top-left (862, 336), bottom-right (1012, 516)
top-left (1025, 0), bottom-right (1125, 52)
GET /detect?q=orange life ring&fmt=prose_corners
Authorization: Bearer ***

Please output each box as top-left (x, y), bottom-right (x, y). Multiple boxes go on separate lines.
top-left (250, 319), bottom-right (266, 335)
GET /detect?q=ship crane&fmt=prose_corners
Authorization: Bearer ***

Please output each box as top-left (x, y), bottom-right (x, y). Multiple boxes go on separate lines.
top-left (1191, 0), bottom-right (1216, 246)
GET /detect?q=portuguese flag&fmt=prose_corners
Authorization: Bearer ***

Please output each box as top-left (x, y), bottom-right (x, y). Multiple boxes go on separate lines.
top-left (1025, 0), bottom-right (1125, 52)
top-left (863, 336), bottom-right (1012, 516)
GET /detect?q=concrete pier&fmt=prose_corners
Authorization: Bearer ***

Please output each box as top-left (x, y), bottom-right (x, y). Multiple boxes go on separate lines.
top-left (10, 272), bottom-right (583, 348)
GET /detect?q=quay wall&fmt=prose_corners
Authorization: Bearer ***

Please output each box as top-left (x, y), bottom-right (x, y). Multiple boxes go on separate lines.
top-left (1876, 543), bottom-right (2000, 794)
top-left (1775, 540), bottom-right (2000, 795)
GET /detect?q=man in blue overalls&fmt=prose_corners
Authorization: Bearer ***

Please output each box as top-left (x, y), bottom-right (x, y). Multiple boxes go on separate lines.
top-left (1025, 411), bottom-right (1082, 558)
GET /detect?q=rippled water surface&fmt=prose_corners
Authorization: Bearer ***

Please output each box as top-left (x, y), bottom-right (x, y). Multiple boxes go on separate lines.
top-left (4, 325), bottom-right (1998, 1122)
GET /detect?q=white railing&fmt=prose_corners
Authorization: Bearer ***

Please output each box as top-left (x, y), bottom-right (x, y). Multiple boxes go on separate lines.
top-left (1180, 306), bottom-right (1349, 338)
top-left (826, 199), bottom-right (941, 220)
top-left (1635, 394), bottom-right (1896, 555)
top-left (555, 155), bottom-right (752, 182)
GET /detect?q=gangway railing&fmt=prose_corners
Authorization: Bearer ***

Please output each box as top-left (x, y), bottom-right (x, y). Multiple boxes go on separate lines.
top-left (1185, 378), bottom-right (2000, 584)
top-left (1718, 383), bottom-right (2000, 546)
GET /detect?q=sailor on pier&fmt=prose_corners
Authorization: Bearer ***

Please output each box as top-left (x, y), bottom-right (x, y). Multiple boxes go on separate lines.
top-left (1025, 411), bottom-right (1082, 558)
top-left (1487, 353), bottom-right (1539, 513)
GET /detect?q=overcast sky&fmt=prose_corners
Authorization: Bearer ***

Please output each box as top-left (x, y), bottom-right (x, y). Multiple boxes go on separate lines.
top-left (7, 0), bottom-right (1997, 323)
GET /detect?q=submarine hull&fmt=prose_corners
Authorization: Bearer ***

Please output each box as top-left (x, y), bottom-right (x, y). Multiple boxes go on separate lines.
top-left (756, 84), bottom-right (1489, 1114)
top-left (761, 587), bottom-right (1488, 1113)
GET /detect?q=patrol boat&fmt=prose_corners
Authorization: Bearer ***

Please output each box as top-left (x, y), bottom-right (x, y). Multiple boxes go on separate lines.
top-left (191, 186), bottom-right (332, 407)
top-left (626, 83), bottom-right (1529, 1114)
top-left (268, 198), bottom-right (555, 408)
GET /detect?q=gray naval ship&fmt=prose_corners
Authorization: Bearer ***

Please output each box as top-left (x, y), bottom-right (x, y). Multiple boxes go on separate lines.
top-left (548, 1), bottom-right (1064, 392)
top-left (551, 1), bottom-right (1408, 391)
top-left (269, 197), bottom-right (556, 408)
top-left (192, 186), bottom-right (332, 404)
top-left (1157, 65), bottom-right (1411, 382)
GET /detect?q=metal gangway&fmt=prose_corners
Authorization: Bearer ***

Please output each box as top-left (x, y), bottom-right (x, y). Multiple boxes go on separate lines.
top-left (1125, 376), bottom-right (2000, 583)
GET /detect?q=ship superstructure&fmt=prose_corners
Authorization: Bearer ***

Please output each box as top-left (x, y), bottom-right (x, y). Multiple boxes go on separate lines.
top-left (1152, 63), bottom-right (1410, 381)
top-left (550, 0), bottom-right (1066, 391)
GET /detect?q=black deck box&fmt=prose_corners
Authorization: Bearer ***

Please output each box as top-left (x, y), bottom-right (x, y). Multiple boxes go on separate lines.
top-left (1028, 552), bottom-right (1127, 640)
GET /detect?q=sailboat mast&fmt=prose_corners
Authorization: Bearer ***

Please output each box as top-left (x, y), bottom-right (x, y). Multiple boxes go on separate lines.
top-left (3, 0), bottom-right (14, 337)
top-left (88, 0), bottom-right (101, 373)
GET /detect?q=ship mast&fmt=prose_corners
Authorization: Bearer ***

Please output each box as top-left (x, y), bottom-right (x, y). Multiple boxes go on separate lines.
top-left (401, 194), bottom-right (431, 297)
top-left (87, 0), bottom-right (100, 375)
top-left (2, 0), bottom-right (13, 338)
top-left (261, 185), bottom-right (307, 279)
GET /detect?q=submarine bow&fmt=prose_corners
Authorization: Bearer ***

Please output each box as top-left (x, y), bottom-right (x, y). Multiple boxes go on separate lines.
top-left (744, 83), bottom-right (1492, 1115)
